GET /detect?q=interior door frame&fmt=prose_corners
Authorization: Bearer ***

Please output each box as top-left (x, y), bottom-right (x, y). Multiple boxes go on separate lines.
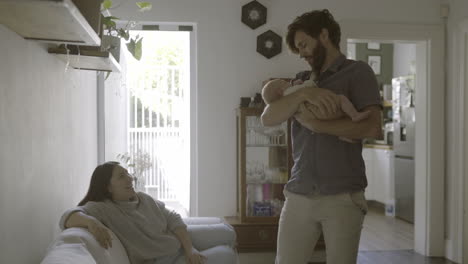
top-left (340, 21), bottom-right (445, 256)
top-left (460, 18), bottom-right (468, 264)
top-left (119, 21), bottom-right (199, 216)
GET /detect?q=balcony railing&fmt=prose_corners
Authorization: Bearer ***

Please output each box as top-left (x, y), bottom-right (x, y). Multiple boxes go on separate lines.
top-left (127, 65), bottom-right (188, 205)
top-left (128, 127), bottom-right (185, 201)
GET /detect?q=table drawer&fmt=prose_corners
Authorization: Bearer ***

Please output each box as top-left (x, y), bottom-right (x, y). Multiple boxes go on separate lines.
top-left (234, 225), bottom-right (278, 252)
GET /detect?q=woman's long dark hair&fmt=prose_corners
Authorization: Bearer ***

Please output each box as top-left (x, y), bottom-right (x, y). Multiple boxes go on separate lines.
top-left (78, 161), bottom-right (120, 206)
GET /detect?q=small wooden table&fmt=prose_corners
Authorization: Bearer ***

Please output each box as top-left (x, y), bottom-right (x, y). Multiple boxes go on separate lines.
top-left (225, 216), bottom-right (326, 253)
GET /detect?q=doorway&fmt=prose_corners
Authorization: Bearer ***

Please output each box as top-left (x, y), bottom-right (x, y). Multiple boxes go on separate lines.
top-left (341, 21), bottom-right (445, 256)
top-left (123, 25), bottom-right (196, 217)
top-left (348, 40), bottom-right (417, 251)
top-left (463, 29), bottom-right (468, 264)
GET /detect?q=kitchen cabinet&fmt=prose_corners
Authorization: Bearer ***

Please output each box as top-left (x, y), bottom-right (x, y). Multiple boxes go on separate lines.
top-left (363, 146), bottom-right (394, 206)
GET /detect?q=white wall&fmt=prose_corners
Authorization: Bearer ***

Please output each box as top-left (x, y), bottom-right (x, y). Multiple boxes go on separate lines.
top-left (1, 0), bottom-right (462, 262)
top-left (445, 0), bottom-right (468, 262)
top-left (0, 25), bottom-right (99, 263)
top-left (104, 53), bottom-right (128, 161)
top-left (113, 0), bottom-right (441, 217)
top-left (393, 43), bottom-right (416, 77)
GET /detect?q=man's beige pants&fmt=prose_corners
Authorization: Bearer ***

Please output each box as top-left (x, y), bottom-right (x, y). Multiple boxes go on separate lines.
top-left (275, 189), bottom-right (368, 264)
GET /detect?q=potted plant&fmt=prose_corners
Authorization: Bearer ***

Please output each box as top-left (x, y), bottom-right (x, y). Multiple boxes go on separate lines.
top-left (117, 150), bottom-right (153, 191)
top-left (100, 0), bottom-right (152, 61)
top-left (48, 0), bottom-right (152, 72)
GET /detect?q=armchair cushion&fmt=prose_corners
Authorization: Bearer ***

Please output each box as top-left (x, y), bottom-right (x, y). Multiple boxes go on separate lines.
top-left (40, 243), bottom-right (96, 264)
top-left (41, 227), bottom-right (130, 264)
top-left (188, 223), bottom-right (236, 251)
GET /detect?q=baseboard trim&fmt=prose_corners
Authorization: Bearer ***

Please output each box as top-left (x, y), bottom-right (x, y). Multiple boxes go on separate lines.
top-left (367, 200), bottom-right (385, 214)
top-left (445, 238), bottom-right (462, 263)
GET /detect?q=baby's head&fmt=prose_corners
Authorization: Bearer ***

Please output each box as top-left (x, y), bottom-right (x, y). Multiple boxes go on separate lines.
top-left (262, 79), bottom-right (290, 104)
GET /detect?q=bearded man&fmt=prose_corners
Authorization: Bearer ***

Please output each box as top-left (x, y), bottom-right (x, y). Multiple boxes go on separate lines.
top-left (261, 9), bottom-right (383, 264)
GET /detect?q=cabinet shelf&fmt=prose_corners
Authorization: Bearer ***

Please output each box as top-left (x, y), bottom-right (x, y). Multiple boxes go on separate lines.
top-left (246, 144), bottom-right (287, 147)
top-left (0, 0), bottom-right (101, 46)
top-left (48, 46), bottom-right (121, 72)
top-left (236, 107), bottom-right (291, 225)
top-left (246, 181), bottom-right (288, 185)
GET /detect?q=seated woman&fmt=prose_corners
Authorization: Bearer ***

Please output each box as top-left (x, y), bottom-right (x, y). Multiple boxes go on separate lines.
top-left (60, 161), bottom-right (228, 264)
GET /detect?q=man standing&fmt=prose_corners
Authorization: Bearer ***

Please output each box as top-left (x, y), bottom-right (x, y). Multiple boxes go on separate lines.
top-left (261, 9), bottom-right (383, 264)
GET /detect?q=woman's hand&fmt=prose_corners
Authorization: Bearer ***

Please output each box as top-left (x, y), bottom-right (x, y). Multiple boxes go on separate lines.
top-left (185, 248), bottom-right (207, 264)
top-left (87, 218), bottom-right (112, 249)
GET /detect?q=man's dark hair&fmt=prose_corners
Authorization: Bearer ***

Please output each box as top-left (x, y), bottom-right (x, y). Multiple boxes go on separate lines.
top-left (286, 9), bottom-right (341, 53)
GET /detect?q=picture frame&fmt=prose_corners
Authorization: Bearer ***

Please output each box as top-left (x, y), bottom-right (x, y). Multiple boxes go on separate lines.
top-left (368, 55), bottom-right (381, 75)
top-left (367, 42), bottom-right (381, 50)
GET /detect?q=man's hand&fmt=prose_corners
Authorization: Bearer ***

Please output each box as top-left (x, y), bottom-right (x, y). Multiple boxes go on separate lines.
top-left (87, 218), bottom-right (113, 249)
top-left (295, 103), bottom-right (320, 133)
top-left (185, 247), bottom-right (207, 264)
top-left (300, 87), bottom-right (339, 117)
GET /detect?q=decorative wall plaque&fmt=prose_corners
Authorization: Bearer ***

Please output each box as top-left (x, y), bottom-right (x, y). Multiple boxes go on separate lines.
top-left (241, 1), bottom-right (267, 29)
top-left (257, 30), bottom-right (282, 59)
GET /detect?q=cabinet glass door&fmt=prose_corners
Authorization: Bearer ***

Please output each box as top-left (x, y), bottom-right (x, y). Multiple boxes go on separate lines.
top-left (244, 115), bottom-right (288, 219)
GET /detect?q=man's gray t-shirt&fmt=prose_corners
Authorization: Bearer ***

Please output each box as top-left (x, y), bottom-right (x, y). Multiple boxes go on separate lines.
top-left (285, 55), bottom-right (381, 195)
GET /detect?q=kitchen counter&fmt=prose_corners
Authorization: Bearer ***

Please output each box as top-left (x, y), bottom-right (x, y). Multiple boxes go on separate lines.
top-left (363, 144), bottom-right (393, 150)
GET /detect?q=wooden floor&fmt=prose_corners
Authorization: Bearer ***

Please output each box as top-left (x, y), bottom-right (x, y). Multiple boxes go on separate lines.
top-left (356, 250), bottom-right (456, 264)
top-left (359, 208), bottom-right (414, 251)
top-left (238, 250), bottom-right (457, 264)
top-left (238, 207), bottom-right (457, 264)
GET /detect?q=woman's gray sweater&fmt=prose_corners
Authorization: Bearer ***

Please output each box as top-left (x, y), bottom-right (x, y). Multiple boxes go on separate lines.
top-left (59, 192), bottom-right (187, 264)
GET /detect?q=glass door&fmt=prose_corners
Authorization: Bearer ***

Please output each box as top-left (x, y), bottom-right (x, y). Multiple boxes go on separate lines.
top-left (238, 108), bottom-right (290, 223)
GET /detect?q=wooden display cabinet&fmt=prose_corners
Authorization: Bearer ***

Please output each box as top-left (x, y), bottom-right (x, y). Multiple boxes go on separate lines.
top-left (225, 107), bottom-right (289, 252)
top-left (226, 107), bottom-right (325, 253)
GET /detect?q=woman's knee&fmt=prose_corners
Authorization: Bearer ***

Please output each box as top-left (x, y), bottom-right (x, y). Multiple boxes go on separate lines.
top-left (200, 245), bottom-right (237, 264)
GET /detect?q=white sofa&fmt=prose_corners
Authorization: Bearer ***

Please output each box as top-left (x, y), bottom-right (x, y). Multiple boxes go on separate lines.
top-left (41, 217), bottom-right (238, 264)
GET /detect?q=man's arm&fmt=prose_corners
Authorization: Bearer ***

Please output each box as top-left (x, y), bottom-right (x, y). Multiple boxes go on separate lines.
top-left (261, 87), bottom-right (339, 127)
top-left (261, 90), bottom-right (304, 126)
top-left (295, 104), bottom-right (383, 139)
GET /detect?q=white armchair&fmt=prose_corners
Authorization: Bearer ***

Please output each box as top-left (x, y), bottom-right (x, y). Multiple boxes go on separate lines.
top-left (41, 217), bottom-right (237, 264)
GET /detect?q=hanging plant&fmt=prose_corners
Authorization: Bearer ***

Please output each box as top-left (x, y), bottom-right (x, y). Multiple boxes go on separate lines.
top-left (101, 0), bottom-right (152, 61)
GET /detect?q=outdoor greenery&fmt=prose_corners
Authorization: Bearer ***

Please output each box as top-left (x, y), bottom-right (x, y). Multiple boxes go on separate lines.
top-left (127, 31), bottom-right (188, 127)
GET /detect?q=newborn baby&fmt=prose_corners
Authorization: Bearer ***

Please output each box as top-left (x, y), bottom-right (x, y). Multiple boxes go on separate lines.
top-left (262, 78), bottom-right (371, 142)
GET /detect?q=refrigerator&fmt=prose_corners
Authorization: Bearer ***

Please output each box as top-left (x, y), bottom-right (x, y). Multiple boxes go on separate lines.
top-left (392, 75), bottom-right (416, 223)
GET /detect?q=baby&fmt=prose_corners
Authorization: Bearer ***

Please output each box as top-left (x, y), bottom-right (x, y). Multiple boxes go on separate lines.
top-left (262, 78), bottom-right (371, 142)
